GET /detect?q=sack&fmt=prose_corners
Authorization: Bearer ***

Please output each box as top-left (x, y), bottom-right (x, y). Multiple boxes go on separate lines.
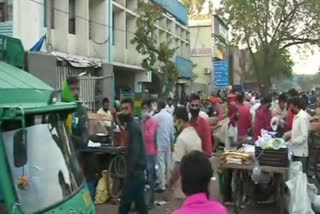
top-left (313, 196), bottom-right (320, 212)
top-left (95, 170), bottom-right (112, 204)
top-left (213, 118), bottom-right (229, 144)
top-left (286, 173), bottom-right (314, 214)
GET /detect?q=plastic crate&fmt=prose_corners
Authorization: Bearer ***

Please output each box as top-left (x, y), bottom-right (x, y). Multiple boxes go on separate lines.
top-left (255, 147), bottom-right (289, 167)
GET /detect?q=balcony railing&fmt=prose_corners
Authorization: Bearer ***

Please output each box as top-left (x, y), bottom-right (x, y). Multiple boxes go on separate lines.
top-left (0, 21), bottom-right (13, 37)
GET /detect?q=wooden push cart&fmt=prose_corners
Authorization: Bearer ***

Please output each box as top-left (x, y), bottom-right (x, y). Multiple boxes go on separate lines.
top-left (219, 162), bottom-right (288, 214)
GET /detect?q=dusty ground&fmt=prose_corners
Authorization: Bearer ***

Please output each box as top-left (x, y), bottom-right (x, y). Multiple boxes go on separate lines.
top-left (96, 155), bottom-right (283, 214)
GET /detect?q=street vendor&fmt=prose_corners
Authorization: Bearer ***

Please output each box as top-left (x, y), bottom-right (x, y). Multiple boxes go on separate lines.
top-left (284, 96), bottom-right (310, 173)
top-left (254, 95), bottom-right (272, 141)
top-left (97, 97), bottom-right (113, 120)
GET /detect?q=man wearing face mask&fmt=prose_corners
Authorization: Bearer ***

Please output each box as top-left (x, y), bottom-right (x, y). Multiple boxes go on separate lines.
top-left (189, 94), bottom-right (213, 157)
top-left (154, 101), bottom-right (175, 193)
top-left (165, 107), bottom-right (202, 201)
top-left (118, 98), bottom-right (148, 214)
top-left (141, 99), bottom-right (159, 209)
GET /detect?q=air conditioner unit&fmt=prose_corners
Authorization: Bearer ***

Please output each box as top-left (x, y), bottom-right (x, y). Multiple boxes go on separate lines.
top-left (204, 68), bottom-right (211, 75)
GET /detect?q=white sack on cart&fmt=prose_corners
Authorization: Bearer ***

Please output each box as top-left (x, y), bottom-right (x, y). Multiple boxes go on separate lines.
top-left (312, 196), bottom-right (320, 212)
top-left (286, 173), bottom-right (314, 214)
top-left (286, 162), bottom-right (314, 214)
top-left (289, 161), bottom-right (303, 179)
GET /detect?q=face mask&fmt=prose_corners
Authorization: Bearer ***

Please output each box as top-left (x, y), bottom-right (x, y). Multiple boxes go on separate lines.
top-left (142, 111), bottom-right (150, 119)
top-left (190, 108), bottom-right (200, 118)
top-left (151, 103), bottom-right (158, 112)
top-left (118, 113), bottom-right (131, 125)
top-left (176, 120), bottom-right (183, 133)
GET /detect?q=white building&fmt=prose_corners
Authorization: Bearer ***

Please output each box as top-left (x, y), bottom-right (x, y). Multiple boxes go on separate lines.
top-left (0, 0), bottom-right (192, 106)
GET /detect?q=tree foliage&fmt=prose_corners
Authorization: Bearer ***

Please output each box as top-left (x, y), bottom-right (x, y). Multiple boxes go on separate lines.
top-left (180, 0), bottom-right (206, 14)
top-left (131, 0), bottom-right (178, 96)
top-left (220, 0), bottom-right (320, 90)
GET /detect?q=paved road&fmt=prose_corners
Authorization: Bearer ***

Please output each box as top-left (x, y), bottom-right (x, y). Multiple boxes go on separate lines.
top-left (96, 156), bottom-right (282, 214)
top-left (96, 202), bottom-right (279, 214)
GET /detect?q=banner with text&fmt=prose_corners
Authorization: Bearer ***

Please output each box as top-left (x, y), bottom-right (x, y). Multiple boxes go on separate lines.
top-left (214, 60), bottom-right (229, 89)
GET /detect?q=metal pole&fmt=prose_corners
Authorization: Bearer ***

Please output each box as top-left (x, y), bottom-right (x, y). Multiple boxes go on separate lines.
top-left (46, 0), bottom-right (52, 53)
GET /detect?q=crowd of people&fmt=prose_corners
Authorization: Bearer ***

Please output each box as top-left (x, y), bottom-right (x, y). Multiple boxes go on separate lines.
top-left (63, 76), bottom-right (320, 214)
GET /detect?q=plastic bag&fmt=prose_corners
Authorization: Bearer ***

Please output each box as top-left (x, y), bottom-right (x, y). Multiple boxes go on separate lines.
top-left (289, 161), bottom-right (303, 179)
top-left (95, 170), bottom-right (111, 204)
top-left (313, 196), bottom-right (320, 212)
top-left (252, 161), bottom-right (262, 184)
top-left (286, 173), bottom-right (314, 214)
top-left (307, 183), bottom-right (318, 203)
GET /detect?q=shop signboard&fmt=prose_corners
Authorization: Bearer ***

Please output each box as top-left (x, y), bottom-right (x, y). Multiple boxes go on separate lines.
top-left (214, 60), bottom-right (229, 88)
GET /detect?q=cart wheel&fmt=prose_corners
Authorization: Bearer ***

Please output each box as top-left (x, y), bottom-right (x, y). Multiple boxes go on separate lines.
top-left (107, 157), bottom-right (123, 198)
top-left (233, 170), bottom-right (242, 214)
top-left (114, 154), bottom-right (127, 178)
top-left (107, 170), bottom-right (122, 198)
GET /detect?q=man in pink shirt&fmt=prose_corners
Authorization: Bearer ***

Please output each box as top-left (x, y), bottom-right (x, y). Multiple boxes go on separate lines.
top-left (236, 92), bottom-right (252, 139)
top-left (142, 99), bottom-right (159, 209)
top-left (173, 151), bottom-right (227, 214)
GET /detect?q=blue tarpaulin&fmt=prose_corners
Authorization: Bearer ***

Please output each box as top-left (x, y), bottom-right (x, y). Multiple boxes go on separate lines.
top-left (30, 35), bottom-right (46, 52)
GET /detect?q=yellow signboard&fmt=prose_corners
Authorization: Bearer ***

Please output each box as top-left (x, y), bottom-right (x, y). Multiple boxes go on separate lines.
top-left (189, 14), bottom-right (212, 26)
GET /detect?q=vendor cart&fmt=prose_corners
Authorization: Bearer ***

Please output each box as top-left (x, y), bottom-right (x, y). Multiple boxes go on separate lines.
top-left (80, 146), bottom-right (127, 198)
top-left (220, 162), bottom-right (288, 214)
top-left (80, 112), bottom-right (128, 200)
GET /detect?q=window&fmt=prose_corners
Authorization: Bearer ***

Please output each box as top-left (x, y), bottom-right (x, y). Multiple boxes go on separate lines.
top-left (43, 0), bottom-right (55, 29)
top-left (0, 0), bottom-right (12, 22)
top-left (69, 0), bottom-right (76, 34)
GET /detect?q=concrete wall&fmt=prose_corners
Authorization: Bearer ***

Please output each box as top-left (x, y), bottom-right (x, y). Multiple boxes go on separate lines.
top-left (27, 52), bottom-right (57, 88)
top-left (89, 0), bottom-right (108, 60)
top-left (13, 0), bottom-right (43, 50)
top-left (12, 0), bottom-right (109, 59)
top-left (97, 63), bottom-right (114, 106)
top-left (53, 0), bottom-right (68, 53)
top-left (190, 25), bottom-right (213, 86)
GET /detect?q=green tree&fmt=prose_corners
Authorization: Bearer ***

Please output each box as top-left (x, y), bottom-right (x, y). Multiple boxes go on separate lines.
top-left (131, 1), bottom-right (178, 96)
top-left (180, 0), bottom-right (206, 14)
top-left (220, 0), bottom-right (320, 91)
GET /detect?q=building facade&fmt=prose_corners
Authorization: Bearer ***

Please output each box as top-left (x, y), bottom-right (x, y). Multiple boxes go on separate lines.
top-left (0, 0), bottom-right (192, 109)
top-left (112, 0), bottom-right (192, 98)
top-left (189, 13), bottom-right (229, 93)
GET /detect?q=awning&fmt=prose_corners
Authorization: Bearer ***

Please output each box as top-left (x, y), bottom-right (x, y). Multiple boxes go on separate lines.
top-left (52, 51), bottom-right (104, 68)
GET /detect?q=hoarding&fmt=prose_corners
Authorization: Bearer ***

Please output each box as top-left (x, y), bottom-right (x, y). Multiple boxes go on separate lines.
top-left (189, 14), bottom-right (212, 26)
top-left (214, 60), bottom-right (229, 88)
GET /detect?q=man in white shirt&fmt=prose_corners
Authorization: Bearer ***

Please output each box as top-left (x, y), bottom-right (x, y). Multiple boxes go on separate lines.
top-left (97, 97), bottom-right (113, 118)
top-left (166, 98), bottom-right (175, 115)
top-left (165, 106), bottom-right (202, 200)
top-left (97, 97), bottom-right (113, 128)
top-left (285, 96), bottom-right (310, 173)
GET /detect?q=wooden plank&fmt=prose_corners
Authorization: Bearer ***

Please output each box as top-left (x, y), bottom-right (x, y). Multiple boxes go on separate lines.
top-left (220, 163), bottom-right (288, 175)
top-left (88, 112), bottom-right (112, 121)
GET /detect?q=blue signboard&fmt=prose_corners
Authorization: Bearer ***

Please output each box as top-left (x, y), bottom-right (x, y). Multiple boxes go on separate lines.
top-left (214, 60), bottom-right (229, 88)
